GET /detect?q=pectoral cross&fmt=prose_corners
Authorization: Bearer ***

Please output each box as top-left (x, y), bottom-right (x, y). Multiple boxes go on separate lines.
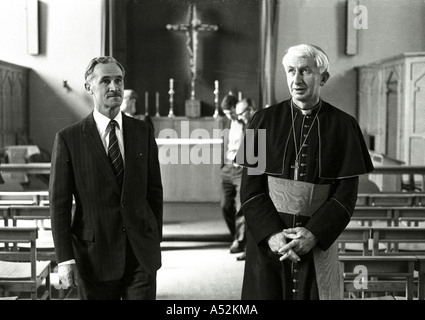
top-left (291, 159), bottom-right (299, 181)
top-left (166, 4), bottom-right (218, 100)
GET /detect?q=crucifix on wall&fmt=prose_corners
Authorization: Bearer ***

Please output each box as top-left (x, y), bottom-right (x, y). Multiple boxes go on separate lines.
top-left (166, 4), bottom-right (218, 117)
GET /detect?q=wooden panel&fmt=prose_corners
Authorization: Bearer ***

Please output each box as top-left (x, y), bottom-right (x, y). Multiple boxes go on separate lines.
top-left (410, 137), bottom-right (425, 166)
top-left (0, 60), bottom-right (29, 149)
top-left (345, 0), bottom-right (358, 56)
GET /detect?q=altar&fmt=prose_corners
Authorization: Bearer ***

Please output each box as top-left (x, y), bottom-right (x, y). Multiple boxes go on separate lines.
top-left (152, 116), bottom-right (227, 202)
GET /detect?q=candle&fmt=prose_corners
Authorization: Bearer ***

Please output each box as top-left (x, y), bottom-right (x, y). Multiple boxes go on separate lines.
top-left (145, 92), bottom-right (149, 108)
top-left (215, 80), bottom-right (219, 90)
top-left (156, 92), bottom-right (159, 108)
top-left (170, 78), bottom-right (174, 90)
top-left (238, 91), bottom-right (242, 101)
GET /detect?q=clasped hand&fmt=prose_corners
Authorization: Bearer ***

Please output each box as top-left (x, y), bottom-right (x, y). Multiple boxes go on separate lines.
top-left (267, 227), bottom-right (317, 263)
top-left (58, 263), bottom-right (79, 288)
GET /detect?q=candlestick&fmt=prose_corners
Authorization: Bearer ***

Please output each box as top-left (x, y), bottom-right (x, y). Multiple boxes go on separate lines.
top-left (145, 92), bottom-right (149, 116)
top-left (213, 80), bottom-right (219, 118)
top-left (155, 92), bottom-right (160, 117)
top-left (168, 79), bottom-right (175, 118)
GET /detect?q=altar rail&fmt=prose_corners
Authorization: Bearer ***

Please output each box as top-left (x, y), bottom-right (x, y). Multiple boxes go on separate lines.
top-left (0, 138), bottom-right (224, 202)
top-left (1, 163), bottom-right (424, 202)
top-left (1, 164), bottom-right (423, 175)
top-left (370, 165), bottom-right (425, 192)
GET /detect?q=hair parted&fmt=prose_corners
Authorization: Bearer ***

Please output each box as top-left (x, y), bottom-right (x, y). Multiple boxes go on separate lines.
top-left (282, 44), bottom-right (330, 74)
top-left (84, 56), bottom-right (125, 82)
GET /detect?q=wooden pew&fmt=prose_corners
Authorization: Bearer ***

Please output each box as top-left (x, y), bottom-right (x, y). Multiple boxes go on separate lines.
top-left (0, 191), bottom-right (50, 206)
top-left (0, 227), bottom-right (51, 300)
top-left (393, 207), bottom-right (425, 226)
top-left (352, 207), bottom-right (393, 226)
top-left (369, 227), bottom-right (425, 300)
top-left (0, 191), bottom-right (48, 206)
top-left (367, 193), bottom-right (419, 207)
top-left (9, 205), bottom-right (50, 226)
top-left (340, 255), bottom-right (417, 300)
top-left (371, 227), bottom-right (425, 255)
top-left (414, 194), bottom-right (425, 206)
top-left (356, 194), bottom-right (369, 207)
top-left (337, 226), bottom-right (371, 255)
top-left (399, 217), bottom-right (425, 227)
top-left (356, 192), bottom-right (425, 208)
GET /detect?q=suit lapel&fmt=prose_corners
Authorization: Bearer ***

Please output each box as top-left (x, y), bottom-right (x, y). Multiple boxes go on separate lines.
top-left (82, 112), bottom-right (121, 195)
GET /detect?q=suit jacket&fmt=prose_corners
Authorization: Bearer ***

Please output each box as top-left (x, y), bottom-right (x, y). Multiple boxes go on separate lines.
top-left (49, 111), bottom-right (163, 281)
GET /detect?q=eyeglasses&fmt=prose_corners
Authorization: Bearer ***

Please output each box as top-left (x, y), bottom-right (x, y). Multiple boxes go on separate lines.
top-left (236, 108), bottom-right (250, 116)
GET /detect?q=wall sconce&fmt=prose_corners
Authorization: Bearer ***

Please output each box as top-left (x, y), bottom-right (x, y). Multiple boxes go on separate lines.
top-left (63, 80), bottom-right (71, 92)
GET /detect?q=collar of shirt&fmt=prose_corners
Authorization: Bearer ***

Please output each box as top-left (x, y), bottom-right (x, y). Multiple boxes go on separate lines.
top-left (93, 109), bottom-right (125, 162)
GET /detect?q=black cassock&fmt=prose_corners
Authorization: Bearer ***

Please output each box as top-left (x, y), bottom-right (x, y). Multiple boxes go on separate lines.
top-left (235, 99), bottom-right (374, 300)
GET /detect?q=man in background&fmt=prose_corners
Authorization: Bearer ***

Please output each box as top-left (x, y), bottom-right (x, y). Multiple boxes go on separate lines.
top-left (220, 94), bottom-right (256, 261)
top-left (120, 89), bottom-right (155, 131)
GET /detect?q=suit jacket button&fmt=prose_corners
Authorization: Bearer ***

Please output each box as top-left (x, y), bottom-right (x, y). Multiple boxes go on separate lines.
top-left (121, 203), bottom-right (125, 208)
top-left (122, 228), bottom-right (126, 232)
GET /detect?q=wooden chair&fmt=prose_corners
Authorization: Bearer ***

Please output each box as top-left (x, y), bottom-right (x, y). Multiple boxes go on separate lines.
top-left (8, 205), bottom-right (73, 299)
top-left (0, 227), bottom-right (51, 299)
top-left (9, 205), bottom-right (55, 263)
top-left (340, 255), bottom-right (417, 300)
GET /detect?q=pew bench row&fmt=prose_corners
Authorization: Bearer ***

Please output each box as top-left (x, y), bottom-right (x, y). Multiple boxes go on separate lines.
top-left (0, 191), bottom-right (49, 206)
top-left (357, 193), bottom-right (425, 207)
top-left (352, 206), bottom-right (425, 226)
top-left (338, 225), bottom-right (425, 256)
top-left (340, 254), bottom-right (425, 300)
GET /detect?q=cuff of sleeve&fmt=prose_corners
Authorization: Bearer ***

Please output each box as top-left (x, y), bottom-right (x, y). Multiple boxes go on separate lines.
top-left (58, 259), bottom-right (76, 266)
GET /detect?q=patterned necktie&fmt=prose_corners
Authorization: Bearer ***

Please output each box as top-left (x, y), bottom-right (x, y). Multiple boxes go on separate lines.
top-left (108, 120), bottom-right (124, 188)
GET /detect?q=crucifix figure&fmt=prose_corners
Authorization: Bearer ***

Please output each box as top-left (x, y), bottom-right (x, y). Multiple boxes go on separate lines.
top-left (166, 4), bottom-right (218, 100)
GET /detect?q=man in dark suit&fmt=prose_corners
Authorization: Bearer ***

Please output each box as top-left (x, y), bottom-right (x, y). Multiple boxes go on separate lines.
top-left (49, 56), bottom-right (163, 300)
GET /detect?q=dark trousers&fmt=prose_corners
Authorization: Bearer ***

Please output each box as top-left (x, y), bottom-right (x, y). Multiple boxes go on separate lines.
top-left (77, 239), bottom-right (157, 300)
top-left (221, 164), bottom-right (246, 245)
